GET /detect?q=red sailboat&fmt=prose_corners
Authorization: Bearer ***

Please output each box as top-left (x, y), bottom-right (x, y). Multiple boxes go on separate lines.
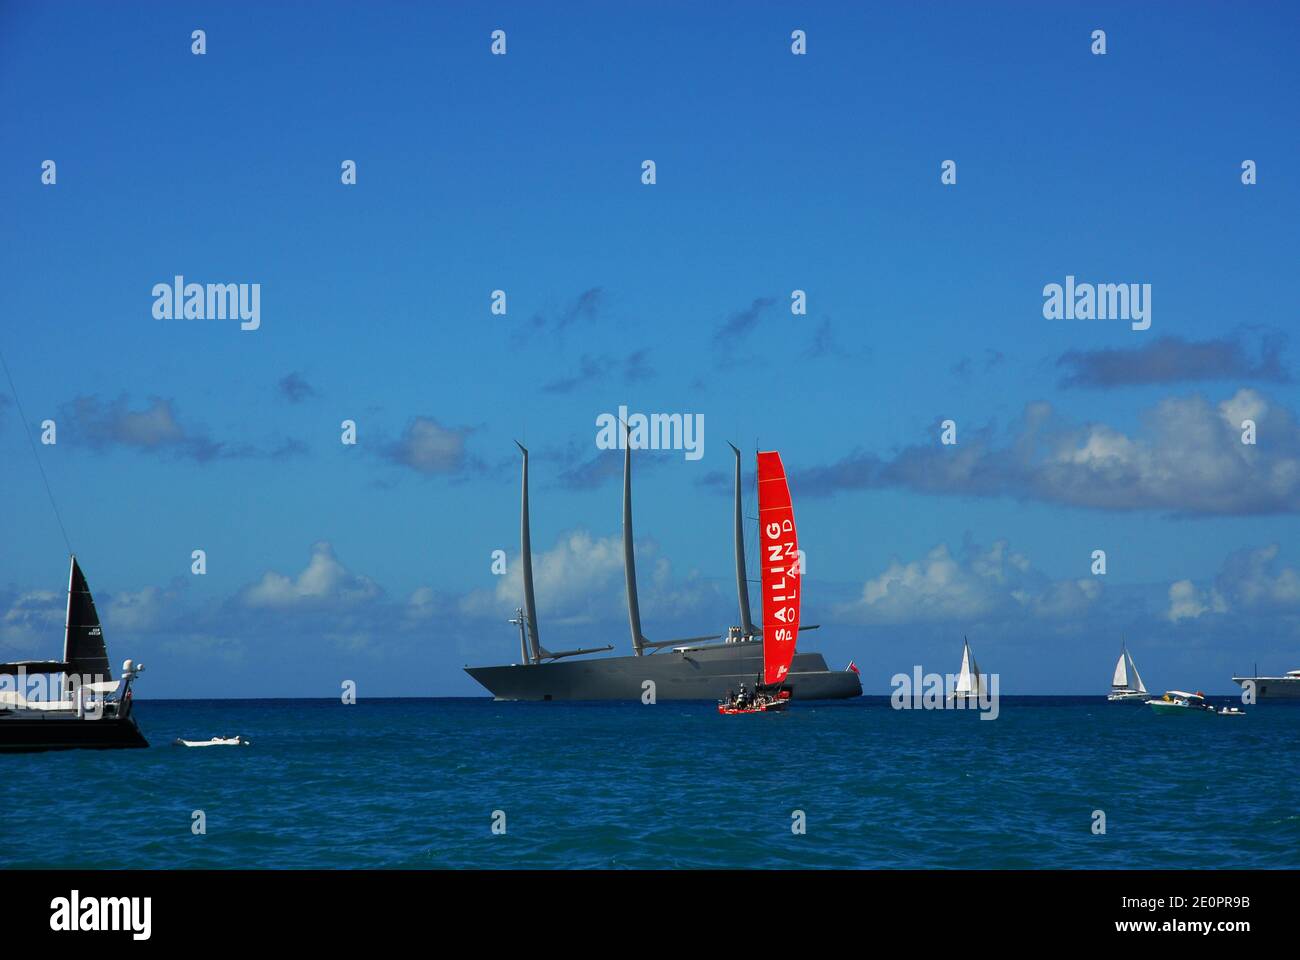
top-left (718, 450), bottom-right (800, 715)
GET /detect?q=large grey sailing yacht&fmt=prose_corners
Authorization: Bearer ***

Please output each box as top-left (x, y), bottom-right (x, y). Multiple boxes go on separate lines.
top-left (464, 439), bottom-right (862, 701)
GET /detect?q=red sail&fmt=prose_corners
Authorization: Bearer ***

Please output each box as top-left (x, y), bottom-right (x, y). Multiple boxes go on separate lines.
top-left (757, 451), bottom-right (799, 686)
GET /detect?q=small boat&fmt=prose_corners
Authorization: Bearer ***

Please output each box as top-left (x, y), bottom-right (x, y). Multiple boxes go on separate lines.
top-left (1107, 641), bottom-right (1148, 702)
top-left (948, 636), bottom-right (985, 704)
top-left (718, 450), bottom-right (798, 716)
top-left (1217, 706), bottom-right (1246, 717)
top-left (1146, 690), bottom-right (1216, 716)
top-left (718, 691), bottom-right (791, 715)
top-left (173, 735), bottom-right (250, 747)
top-left (0, 556), bottom-right (148, 752)
top-left (1, 373), bottom-right (148, 752)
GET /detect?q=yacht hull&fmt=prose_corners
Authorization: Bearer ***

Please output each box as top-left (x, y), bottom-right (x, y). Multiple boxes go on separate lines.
top-left (0, 715), bottom-right (148, 752)
top-left (466, 645), bottom-right (861, 701)
top-left (1232, 678), bottom-right (1300, 700)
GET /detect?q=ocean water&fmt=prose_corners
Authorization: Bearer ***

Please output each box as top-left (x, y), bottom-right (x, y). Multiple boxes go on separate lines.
top-left (1, 696), bottom-right (1297, 869)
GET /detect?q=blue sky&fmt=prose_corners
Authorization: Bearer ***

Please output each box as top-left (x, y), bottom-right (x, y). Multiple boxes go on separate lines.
top-left (1, 1), bottom-right (1298, 696)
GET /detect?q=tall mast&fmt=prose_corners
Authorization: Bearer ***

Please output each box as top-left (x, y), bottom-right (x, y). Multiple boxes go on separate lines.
top-left (623, 425), bottom-right (646, 656)
top-left (61, 554), bottom-right (76, 665)
top-left (62, 554), bottom-right (76, 697)
top-left (515, 442), bottom-right (541, 664)
top-left (729, 443), bottom-right (756, 638)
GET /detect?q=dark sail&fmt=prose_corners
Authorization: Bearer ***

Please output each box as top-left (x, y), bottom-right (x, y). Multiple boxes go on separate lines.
top-left (63, 556), bottom-right (112, 681)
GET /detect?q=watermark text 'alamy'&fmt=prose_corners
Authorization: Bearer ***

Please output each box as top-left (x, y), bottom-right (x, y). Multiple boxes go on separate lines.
top-left (152, 275), bottom-right (260, 331)
top-left (1043, 275), bottom-right (1150, 331)
top-left (596, 405), bottom-right (704, 461)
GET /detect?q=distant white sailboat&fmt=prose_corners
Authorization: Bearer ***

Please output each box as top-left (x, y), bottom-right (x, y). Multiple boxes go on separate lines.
top-left (950, 636), bottom-right (983, 703)
top-left (1107, 641), bottom-right (1147, 702)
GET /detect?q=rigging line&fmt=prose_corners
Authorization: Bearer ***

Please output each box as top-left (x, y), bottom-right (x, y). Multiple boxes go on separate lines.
top-left (0, 346), bottom-right (72, 554)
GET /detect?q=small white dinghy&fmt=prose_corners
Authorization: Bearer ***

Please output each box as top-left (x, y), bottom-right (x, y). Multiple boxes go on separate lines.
top-left (173, 735), bottom-right (250, 747)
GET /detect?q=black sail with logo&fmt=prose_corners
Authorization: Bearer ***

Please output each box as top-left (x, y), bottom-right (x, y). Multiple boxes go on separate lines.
top-left (63, 557), bottom-right (112, 682)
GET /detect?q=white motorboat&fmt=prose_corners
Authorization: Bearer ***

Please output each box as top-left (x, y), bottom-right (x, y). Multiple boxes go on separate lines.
top-left (1146, 690), bottom-right (1215, 716)
top-left (173, 735), bottom-right (250, 747)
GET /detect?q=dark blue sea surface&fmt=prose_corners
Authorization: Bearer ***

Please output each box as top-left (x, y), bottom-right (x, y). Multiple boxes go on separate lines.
top-left (2, 697), bottom-right (1297, 869)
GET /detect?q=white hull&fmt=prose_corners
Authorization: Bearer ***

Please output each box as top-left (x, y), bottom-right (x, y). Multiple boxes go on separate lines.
top-left (1108, 689), bottom-right (1147, 702)
top-left (1146, 692), bottom-right (1216, 716)
top-left (1146, 700), bottom-right (1212, 716)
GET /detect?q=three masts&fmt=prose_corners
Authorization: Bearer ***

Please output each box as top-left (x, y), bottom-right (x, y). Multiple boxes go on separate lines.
top-left (469, 437), bottom-right (862, 701)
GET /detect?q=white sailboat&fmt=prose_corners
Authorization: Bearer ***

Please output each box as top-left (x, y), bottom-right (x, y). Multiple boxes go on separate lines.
top-left (1107, 642), bottom-right (1148, 702)
top-left (949, 636), bottom-right (983, 703)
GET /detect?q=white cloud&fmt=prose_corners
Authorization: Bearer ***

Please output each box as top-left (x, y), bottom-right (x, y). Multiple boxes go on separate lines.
top-left (404, 586), bottom-right (436, 627)
top-left (1222, 543), bottom-right (1300, 609)
top-left (855, 544), bottom-right (1001, 623)
top-left (1167, 579), bottom-right (1219, 622)
top-left (0, 590), bottom-right (61, 654)
top-left (1220, 388), bottom-right (1268, 430)
top-left (1024, 577), bottom-right (1103, 619)
top-left (1170, 543), bottom-right (1300, 622)
top-left (459, 529), bottom-right (714, 626)
top-left (838, 539), bottom-right (1103, 625)
top-left (105, 586), bottom-right (169, 631)
top-left (383, 417), bottom-right (467, 474)
top-left (1029, 389), bottom-right (1290, 513)
top-left (60, 394), bottom-right (228, 460)
top-left (242, 542), bottom-right (382, 609)
top-left (796, 388), bottom-right (1300, 515)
